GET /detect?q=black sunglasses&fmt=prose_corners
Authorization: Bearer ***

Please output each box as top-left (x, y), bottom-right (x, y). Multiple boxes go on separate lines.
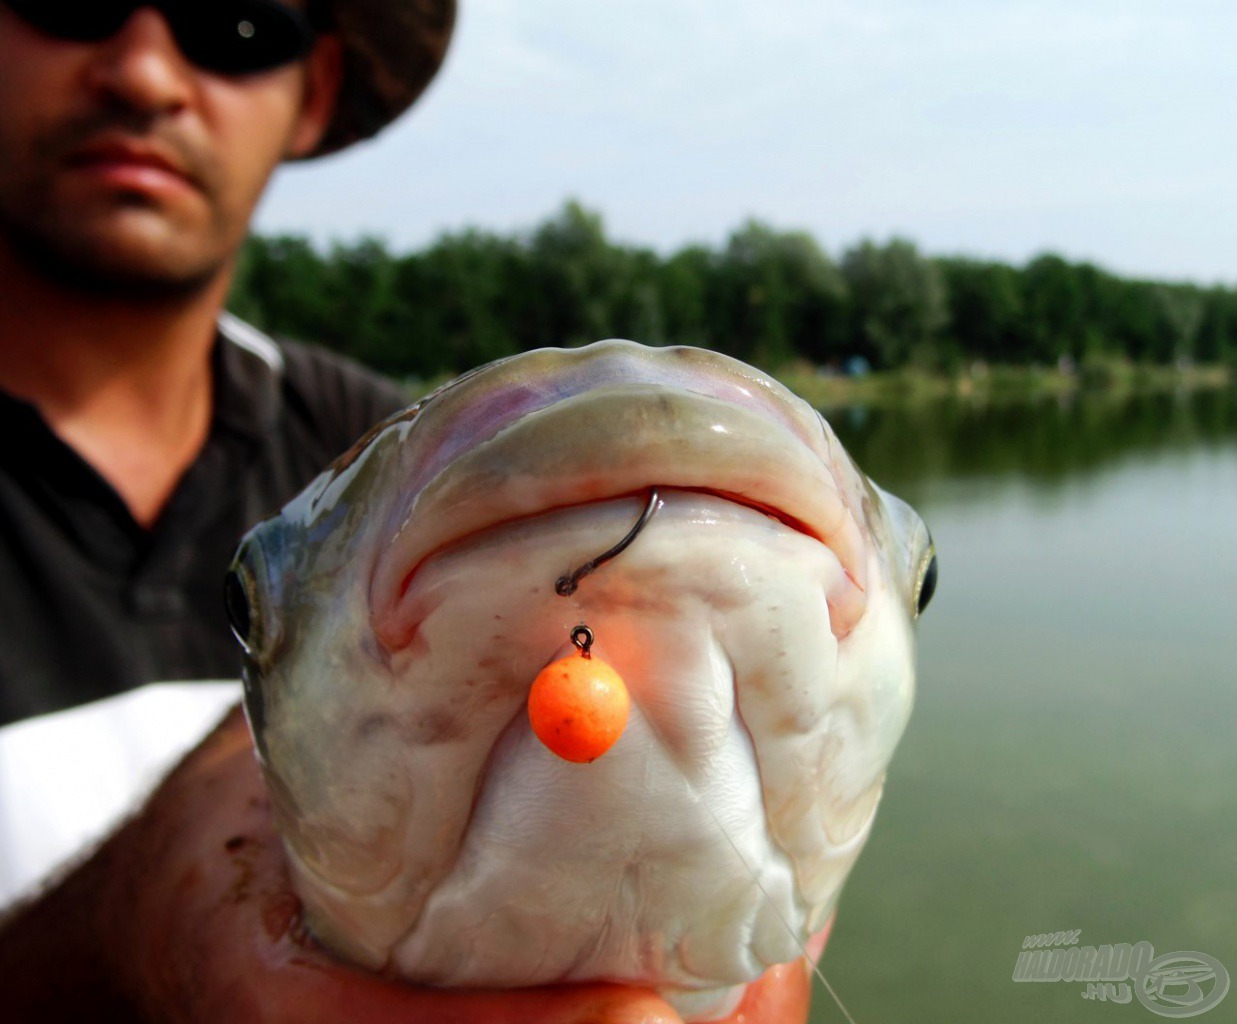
top-left (4, 0), bottom-right (319, 76)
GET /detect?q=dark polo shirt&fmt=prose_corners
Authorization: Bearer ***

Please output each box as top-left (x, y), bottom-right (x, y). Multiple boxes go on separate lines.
top-left (0, 315), bottom-right (410, 726)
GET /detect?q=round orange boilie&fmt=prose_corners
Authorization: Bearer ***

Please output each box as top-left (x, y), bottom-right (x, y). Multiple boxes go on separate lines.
top-left (528, 654), bottom-right (630, 763)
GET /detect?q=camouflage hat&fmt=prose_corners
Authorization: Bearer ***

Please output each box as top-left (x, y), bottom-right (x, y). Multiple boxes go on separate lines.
top-left (311, 0), bottom-right (456, 157)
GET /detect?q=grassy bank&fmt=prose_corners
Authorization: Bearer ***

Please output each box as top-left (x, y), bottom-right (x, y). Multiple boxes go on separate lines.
top-left (774, 359), bottom-right (1234, 409)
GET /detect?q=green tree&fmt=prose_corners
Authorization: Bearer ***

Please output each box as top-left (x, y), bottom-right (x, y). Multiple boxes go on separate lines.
top-left (1021, 254), bottom-right (1088, 363)
top-left (1196, 287), bottom-right (1237, 364)
top-left (387, 230), bottom-right (530, 375)
top-left (937, 258), bottom-right (1028, 363)
top-left (525, 200), bottom-right (630, 347)
top-left (654, 245), bottom-right (713, 348)
top-left (316, 237), bottom-right (402, 369)
top-left (842, 238), bottom-right (948, 368)
top-left (1154, 284), bottom-right (1204, 362)
top-left (232, 235), bottom-right (333, 342)
top-left (229, 211), bottom-right (1237, 378)
top-left (1106, 280), bottom-right (1163, 361)
top-left (713, 221), bottom-right (847, 368)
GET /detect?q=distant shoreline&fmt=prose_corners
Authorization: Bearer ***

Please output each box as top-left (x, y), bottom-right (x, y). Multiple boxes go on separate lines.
top-left (403, 360), bottom-right (1233, 407)
top-left (774, 360), bottom-right (1234, 409)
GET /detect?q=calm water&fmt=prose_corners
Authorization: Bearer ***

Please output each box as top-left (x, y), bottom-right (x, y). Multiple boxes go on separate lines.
top-left (811, 388), bottom-right (1237, 1023)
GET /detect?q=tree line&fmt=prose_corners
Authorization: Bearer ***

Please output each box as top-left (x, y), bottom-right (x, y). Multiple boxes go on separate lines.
top-left (229, 201), bottom-right (1237, 379)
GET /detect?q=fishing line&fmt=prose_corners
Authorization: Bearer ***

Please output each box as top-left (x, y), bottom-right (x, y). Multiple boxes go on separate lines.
top-left (669, 763), bottom-right (861, 1024)
top-left (622, 683), bottom-right (861, 1024)
top-left (543, 487), bottom-right (861, 1023)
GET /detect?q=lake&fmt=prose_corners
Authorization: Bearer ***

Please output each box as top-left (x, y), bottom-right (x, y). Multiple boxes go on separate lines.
top-left (811, 386), bottom-right (1237, 1023)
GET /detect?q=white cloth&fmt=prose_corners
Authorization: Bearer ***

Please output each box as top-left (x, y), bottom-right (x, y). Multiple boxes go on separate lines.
top-left (0, 681), bottom-right (242, 905)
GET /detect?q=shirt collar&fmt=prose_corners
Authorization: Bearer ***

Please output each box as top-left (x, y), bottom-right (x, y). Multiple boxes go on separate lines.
top-left (213, 314), bottom-right (285, 438)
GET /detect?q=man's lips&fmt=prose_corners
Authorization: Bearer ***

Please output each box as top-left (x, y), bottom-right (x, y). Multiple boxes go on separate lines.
top-left (63, 137), bottom-right (201, 196)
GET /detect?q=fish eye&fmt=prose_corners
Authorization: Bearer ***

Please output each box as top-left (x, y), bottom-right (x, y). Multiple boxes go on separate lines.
top-left (915, 550), bottom-right (938, 617)
top-left (224, 567), bottom-right (254, 653)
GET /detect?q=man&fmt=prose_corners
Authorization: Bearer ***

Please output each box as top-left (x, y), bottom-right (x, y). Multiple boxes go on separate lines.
top-left (0, 2), bottom-right (814, 1019)
top-left (0, 0), bottom-right (445, 722)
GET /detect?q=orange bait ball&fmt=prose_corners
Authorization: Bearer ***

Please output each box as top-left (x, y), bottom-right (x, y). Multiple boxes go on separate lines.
top-left (528, 653), bottom-right (630, 763)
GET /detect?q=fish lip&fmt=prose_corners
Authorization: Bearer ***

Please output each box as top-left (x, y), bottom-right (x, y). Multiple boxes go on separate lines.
top-left (367, 343), bottom-right (828, 520)
top-left (362, 343), bottom-right (871, 652)
top-left (370, 407), bottom-right (866, 654)
top-left (377, 486), bottom-right (859, 647)
top-left (399, 484), bottom-right (818, 597)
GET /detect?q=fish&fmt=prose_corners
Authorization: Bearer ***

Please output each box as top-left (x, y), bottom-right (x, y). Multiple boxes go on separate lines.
top-left (225, 339), bottom-right (936, 1021)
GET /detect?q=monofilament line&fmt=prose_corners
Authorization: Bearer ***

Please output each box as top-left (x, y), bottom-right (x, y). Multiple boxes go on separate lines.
top-left (683, 779), bottom-right (861, 1024)
top-left (637, 696), bottom-right (861, 1024)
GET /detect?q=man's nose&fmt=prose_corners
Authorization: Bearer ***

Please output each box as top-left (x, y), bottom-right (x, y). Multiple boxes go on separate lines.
top-left (83, 8), bottom-right (195, 115)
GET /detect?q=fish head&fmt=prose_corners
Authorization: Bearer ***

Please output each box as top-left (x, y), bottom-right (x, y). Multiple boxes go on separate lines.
top-left (227, 340), bottom-right (935, 1018)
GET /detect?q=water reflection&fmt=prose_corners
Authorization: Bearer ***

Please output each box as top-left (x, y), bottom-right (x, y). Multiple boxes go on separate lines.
top-left (823, 387), bottom-right (1237, 505)
top-left (811, 385), bottom-right (1237, 1024)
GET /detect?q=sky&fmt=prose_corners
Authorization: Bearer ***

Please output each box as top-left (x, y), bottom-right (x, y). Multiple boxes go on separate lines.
top-left (255, 0), bottom-right (1237, 285)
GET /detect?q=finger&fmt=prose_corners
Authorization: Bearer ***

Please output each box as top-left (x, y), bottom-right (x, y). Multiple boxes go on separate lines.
top-left (707, 961), bottom-right (811, 1024)
top-left (705, 918), bottom-right (833, 1024)
top-left (241, 969), bottom-right (686, 1024)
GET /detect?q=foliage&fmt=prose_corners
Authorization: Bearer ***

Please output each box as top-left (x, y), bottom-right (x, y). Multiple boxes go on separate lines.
top-left (229, 202), bottom-right (1237, 377)
top-left (842, 238), bottom-right (948, 369)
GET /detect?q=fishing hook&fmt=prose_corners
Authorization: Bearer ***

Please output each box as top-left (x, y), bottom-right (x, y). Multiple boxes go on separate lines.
top-left (555, 488), bottom-right (661, 598)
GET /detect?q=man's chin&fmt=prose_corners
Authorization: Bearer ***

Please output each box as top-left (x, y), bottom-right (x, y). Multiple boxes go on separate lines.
top-left (0, 214), bottom-right (228, 300)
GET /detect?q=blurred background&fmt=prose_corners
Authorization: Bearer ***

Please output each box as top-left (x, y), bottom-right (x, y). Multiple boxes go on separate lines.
top-left (818, 391), bottom-right (1236, 1022)
top-left (238, 2), bottom-right (1237, 1020)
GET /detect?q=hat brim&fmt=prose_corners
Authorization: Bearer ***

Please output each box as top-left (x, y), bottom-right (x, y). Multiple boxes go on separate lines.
top-left (309, 0), bottom-right (456, 158)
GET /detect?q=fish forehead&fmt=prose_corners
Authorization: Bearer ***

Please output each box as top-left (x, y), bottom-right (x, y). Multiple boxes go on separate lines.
top-left (270, 339), bottom-right (859, 603)
top-left (257, 344), bottom-right (778, 549)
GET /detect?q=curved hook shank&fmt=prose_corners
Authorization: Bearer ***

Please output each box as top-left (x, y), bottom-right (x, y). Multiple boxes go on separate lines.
top-left (555, 489), bottom-right (662, 597)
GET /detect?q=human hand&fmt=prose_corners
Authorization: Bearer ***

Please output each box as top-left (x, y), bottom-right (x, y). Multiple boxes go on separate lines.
top-left (4, 706), bottom-right (818, 1022)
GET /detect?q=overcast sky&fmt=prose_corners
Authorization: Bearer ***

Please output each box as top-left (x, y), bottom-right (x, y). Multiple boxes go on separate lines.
top-left (254, 0), bottom-right (1237, 284)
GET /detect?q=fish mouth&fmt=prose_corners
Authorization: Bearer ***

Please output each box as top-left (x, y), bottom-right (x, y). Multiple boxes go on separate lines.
top-left (370, 378), bottom-right (871, 651)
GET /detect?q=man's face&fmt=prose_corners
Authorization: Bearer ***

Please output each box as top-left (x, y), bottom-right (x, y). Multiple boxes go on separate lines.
top-left (0, 2), bottom-right (340, 295)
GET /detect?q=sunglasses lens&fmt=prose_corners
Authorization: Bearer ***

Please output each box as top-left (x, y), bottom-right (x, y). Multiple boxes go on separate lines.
top-left (5, 0), bottom-right (133, 41)
top-left (4, 0), bottom-right (315, 75)
top-left (171, 2), bottom-right (314, 75)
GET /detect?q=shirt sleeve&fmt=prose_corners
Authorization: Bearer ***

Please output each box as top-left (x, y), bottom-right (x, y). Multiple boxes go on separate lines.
top-left (0, 682), bottom-right (241, 906)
